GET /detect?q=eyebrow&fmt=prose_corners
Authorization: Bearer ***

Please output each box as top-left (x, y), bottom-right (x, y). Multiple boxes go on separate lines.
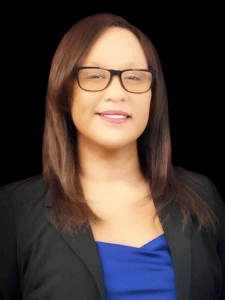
top-left (82, 62), bottom-right (148, 69)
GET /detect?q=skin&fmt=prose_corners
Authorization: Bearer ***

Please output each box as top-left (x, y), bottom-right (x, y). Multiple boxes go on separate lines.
top-left (71, 27), bottom-right (152, 200)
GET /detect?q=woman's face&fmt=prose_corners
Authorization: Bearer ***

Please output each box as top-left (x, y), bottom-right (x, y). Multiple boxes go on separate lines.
top-left (71, 27), bottom-right (152, 151)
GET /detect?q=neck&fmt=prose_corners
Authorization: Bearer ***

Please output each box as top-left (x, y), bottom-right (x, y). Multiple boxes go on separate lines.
top-left (77, 139), bottom-right (145, 187)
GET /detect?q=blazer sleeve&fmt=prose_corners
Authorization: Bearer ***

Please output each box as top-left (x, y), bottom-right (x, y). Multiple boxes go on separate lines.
top-left (0, 186), bottom-right (22, 300)
top-left (211, 180), bottom-right (225, 300)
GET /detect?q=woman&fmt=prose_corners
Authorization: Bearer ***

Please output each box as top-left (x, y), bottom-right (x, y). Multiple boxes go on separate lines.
top-left (0, 13), bottom-right (224, 300)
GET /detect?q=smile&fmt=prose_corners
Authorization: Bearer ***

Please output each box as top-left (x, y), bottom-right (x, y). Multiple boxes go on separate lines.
top-left (98, 114), bottom-right (130, 124)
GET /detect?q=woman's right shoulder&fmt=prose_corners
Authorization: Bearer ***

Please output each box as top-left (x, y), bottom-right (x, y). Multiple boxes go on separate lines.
top-left (0, 173), bottom-right (49, 206)
top-left (0, 174), bottom-right (48, 299)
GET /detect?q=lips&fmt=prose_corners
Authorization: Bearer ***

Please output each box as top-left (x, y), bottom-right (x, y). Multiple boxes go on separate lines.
top-left (97, 110), bottom-right (130, 117)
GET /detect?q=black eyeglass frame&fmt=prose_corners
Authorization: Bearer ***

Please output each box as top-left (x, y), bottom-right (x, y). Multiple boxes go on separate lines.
top-left (73, 67), bottom-right (156, 94)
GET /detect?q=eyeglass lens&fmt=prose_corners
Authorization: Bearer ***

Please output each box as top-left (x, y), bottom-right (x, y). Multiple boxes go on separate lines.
top-left (78, 68), bottom-right (153, 93)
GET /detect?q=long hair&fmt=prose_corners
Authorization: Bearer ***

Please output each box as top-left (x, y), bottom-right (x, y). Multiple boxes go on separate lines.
top-left (42, 13), bottom-right (220, 236)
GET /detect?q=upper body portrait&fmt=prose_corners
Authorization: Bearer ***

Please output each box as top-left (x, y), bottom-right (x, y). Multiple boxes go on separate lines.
top-left (0, 13), bottom-right (224, 300)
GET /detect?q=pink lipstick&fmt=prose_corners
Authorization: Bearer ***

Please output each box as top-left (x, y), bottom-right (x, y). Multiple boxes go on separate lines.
top-left (99, 110), bottom-right (130, 117)
top-left (98, 114), bottom-right (129, 124)
top-left (97, 110), bottom-right (131, 124)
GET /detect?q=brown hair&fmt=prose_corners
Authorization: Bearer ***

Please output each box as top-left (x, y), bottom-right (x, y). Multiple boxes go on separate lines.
top-left (42, 13), bottom-right (220, 236)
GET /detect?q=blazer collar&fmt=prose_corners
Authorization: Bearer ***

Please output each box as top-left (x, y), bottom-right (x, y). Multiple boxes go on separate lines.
top-left (44, 185), bottom-right (191, 300)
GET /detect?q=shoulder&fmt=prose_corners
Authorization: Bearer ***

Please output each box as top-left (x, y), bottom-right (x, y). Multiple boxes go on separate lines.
top-left (0, 174), bottom-right (49, 210)
top-left (0, 174), bottom-right (51, 241)
top-left (179, 167), bottom-right (225, 216)
top-left (179, 167), bottom-right (215, 189)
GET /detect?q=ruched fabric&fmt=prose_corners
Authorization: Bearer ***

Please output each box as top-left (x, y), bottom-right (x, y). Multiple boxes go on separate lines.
top-left (96, 234), bottom-right (179, 300)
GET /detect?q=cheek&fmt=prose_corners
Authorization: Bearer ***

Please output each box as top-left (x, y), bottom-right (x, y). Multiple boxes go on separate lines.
top-left (70, 104), bottom-right (79, 130)
top-left (137, 107), bottom-right (150, 132)
top-left (71, 91), bottom-right (83, 129)
top-left (136, 94), bottom-right (151, 127)
top-left (70, 91), bottom-right (95, 131)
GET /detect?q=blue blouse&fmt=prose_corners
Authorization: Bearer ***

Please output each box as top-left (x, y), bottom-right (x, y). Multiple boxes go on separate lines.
top-left (95, 234), bottom-right (179, 300)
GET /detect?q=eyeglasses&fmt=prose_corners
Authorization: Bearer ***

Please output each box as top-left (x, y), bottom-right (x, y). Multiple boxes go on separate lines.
top-left (73, 67), bottom-right (156, 94)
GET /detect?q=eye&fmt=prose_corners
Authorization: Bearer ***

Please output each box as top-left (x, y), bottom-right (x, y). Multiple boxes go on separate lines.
top-left (124, 75), bottom-right (141, 81)
top-left (127, 76), bottom-right (140, 81)
top-left (86, 74), bottom-right (106, 80)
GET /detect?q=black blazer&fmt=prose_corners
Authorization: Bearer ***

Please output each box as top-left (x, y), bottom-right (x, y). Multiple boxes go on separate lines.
top-left (0, 168), bottom-right (225, 300)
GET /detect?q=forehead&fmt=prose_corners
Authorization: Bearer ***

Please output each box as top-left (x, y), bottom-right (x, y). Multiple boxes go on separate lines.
top-left (81, 27), bottom-right (148, 69)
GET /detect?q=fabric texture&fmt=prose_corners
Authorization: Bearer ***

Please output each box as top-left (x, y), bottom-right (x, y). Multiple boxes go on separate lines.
top-left (96, 234), bottom-right (178, 299)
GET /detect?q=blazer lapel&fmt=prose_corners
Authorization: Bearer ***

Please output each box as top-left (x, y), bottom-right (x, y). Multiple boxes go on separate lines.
top-left (44, 186), bottom-right (106, 300)
top-left (44, 186), bottom-right (191, 300)
top-left (162, 206), bottom-right (191, 300)
top-left (61, 227), bottom-right (105, 300)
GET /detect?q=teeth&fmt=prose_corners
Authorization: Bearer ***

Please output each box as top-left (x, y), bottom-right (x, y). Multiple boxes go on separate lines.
top-left (100, 114), bottom-right (128, 118)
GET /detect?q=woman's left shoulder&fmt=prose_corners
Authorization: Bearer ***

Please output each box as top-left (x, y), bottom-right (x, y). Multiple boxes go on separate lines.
top-left (181, 167), bottom-right (215, 188)
top-left (180, 167), bottom-right (224, 212)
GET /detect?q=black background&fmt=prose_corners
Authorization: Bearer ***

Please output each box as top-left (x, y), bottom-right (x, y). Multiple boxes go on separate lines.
top-left (1, 4), bottom-right (224, 200)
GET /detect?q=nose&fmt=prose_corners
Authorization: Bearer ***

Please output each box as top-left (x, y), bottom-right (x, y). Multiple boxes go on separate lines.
top-left (106, 74), bottom-right (126, 94)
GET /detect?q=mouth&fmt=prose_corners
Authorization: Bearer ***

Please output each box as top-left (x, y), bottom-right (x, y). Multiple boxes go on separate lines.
top-left (97, 113), bottom-right (130, 124)
top-left (97, 113), bottom-right (131, 118)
